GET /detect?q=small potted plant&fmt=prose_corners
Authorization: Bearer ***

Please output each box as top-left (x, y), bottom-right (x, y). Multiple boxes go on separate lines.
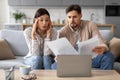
top-left (13, 10), bottom-right (26, 23)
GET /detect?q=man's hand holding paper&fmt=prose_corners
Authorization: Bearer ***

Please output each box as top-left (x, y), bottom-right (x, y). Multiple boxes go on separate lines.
top-left (78, 35), bottom-right (99, 58)
top-left (92, 46), bottom-right (106, 54)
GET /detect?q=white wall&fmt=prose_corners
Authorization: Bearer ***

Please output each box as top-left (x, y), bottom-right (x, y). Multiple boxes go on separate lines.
top-left (82, 7), bottom-right (105, 24)
top-left (0, 1), bottom-right (105, 29)
top-left (9, 6), bottom-right (105, 24)
top-left (0, 0), bottom-right (9, 29)
top-left (9, 6), bottom-right (66, 24)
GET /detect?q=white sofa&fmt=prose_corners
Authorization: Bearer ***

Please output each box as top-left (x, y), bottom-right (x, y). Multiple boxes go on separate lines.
top-left (0, 30), bottom-right (28, 69)
top-left (0, 29), bottom-right (119, 73)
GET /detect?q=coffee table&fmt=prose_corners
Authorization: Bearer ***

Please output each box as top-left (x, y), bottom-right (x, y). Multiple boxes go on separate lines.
top-left (0, 70), bottom-right (120, 80)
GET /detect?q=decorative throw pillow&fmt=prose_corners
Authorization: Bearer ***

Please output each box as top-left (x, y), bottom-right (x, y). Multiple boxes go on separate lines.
top-left (109, 37), bottom-right (120, 60)
top-left (0, 39), bottom-right (15, 60)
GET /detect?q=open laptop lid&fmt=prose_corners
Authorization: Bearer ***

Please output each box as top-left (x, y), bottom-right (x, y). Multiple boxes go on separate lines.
top-left (57, 55), bottom-right (92, 77)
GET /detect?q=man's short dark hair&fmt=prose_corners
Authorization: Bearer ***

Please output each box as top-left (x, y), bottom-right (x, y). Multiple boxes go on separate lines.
top-left (66, 4), bottom-right (81, 14)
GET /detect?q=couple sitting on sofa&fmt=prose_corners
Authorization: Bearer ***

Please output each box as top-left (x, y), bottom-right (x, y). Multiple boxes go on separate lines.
top-left (23, 4), bottom-right (114, 70)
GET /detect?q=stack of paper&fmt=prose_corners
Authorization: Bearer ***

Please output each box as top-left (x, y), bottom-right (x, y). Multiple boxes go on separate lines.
top-left (47, 36), bottom-right (99, 58)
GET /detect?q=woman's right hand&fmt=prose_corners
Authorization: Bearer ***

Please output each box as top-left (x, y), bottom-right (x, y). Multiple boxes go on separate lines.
top-left (31, 18), bottom-right (39, 40)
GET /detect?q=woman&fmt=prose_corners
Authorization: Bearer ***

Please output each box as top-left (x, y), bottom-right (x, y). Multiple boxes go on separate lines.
top-left (24, 8), bottom-right (57, 70)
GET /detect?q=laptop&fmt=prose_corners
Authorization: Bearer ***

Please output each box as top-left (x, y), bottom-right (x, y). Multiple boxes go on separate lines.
top-left (57, 55), bottom-right (92, 77)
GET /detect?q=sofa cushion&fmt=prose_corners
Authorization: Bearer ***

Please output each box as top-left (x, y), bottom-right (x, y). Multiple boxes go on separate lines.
top-left (0, 56), bottom-right (24, 69)
top-left (0, 30), bottom-right (28, 56)
top-left (109, 37), bottom-right (120, 60)
top-left (99, 30), bottom-right (113, 41)
top-left (0, 39), bottom-right (15, 60)
top-left (113, 62), bottom-right (120, 73)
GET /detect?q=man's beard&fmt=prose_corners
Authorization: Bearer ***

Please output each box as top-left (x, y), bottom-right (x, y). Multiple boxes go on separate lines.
top-left (70, 23), bottom-right (78, 31)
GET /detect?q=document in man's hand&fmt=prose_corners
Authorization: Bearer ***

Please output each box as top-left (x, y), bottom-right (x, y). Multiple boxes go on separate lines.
top-left (47, 36), bottom-right (99, 58)
top-left (46, 38), bottom-right (79, 56)
top-left (78, 35), bottom-right (99, 58)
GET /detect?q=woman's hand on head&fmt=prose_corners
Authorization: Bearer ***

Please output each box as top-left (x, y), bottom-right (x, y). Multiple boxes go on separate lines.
top-left (46, 20), bottom-right (52, 39)
top-left (31, 18), bottom-right (39, 39)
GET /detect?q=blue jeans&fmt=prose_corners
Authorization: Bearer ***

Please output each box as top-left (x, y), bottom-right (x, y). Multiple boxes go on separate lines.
top-left (24, 55), bottom-right (55, 70)
top-left (92, 51), bottom-right (114, 70)
top-left (51, 52), bottom-right (114, 70)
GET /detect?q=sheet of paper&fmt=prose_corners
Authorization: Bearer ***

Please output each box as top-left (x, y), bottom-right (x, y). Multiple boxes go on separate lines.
top-left (78, 35), bottom-right (99, 58)
top-left (46, 38), bottom-right (79, 55)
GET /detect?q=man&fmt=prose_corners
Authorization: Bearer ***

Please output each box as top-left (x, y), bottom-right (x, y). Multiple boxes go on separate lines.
top-left (52, 4), bottom-right (114, 70)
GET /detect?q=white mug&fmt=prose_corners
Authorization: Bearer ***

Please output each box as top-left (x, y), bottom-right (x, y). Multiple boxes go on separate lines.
top-left (19, 65), bottom-right (31, 75)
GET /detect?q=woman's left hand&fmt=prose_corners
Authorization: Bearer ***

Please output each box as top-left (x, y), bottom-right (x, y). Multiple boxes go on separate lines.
top-left (46, 20), bottom-right (52, 39)
top-left (92, 46), bottom-right (106, 54)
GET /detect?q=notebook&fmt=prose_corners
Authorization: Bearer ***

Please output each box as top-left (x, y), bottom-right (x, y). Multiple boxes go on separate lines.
top-left (57, 55), bottom-right (92, 77)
